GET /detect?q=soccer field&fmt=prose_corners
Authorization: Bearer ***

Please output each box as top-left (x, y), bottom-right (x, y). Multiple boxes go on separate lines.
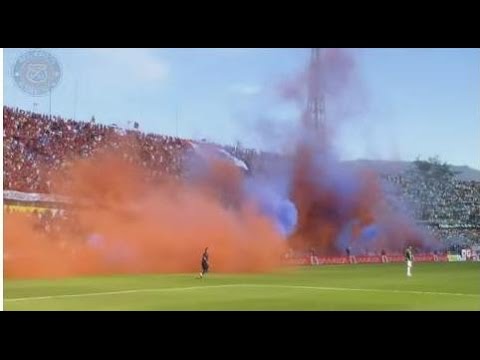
top-left (4, 262), bottom-right (480, 310)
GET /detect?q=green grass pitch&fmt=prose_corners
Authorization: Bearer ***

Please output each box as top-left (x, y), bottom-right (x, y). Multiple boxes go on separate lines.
top-left (4, 262), bottom-right (480, 310)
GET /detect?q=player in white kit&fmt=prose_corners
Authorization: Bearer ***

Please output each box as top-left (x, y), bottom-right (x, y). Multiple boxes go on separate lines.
top-left (405, 246), bottom-right (413, 277)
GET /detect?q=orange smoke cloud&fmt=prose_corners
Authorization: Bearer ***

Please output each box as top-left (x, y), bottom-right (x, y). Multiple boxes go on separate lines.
top-left (4, 149), bottom-right (286, 279)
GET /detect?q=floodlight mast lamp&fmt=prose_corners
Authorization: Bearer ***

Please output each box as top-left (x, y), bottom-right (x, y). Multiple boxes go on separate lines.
top-left (306, 48), bottom-right (327, 147)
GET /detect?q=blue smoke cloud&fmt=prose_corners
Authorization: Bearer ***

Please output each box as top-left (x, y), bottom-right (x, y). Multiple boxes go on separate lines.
top-left (182, 142), bottom-right (298, 238)
top-left (336, 222), bottom-right (381, 254)
top-left (275, 199), bottom-right (298, 237)
top-left (244, 177), bottom-right (298, 238)
top-left (336, 221), bottom-right (354, 252)
top-left (359, 224), bottom-right (379, 244)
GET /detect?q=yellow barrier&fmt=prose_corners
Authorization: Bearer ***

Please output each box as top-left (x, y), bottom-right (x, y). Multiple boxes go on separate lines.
top-left (4, 205), bottom-right (51, 213)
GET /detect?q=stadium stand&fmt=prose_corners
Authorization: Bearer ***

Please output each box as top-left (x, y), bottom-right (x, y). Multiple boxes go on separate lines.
top-left (4, 106), bottom-right (480, 251)
top-left (3, 106), bottom-right (190, 193)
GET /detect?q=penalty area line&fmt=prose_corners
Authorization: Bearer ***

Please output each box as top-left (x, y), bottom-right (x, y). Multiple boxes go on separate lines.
top-left (4, 284), bottom-right (480, 302)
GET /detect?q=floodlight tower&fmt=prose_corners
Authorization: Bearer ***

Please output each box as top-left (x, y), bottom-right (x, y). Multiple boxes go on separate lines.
top-left (306, 48), bottom-right (327, 140)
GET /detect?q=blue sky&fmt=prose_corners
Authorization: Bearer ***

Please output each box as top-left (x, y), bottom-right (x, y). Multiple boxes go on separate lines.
top-left (3, 48), bottom-right (479, 169)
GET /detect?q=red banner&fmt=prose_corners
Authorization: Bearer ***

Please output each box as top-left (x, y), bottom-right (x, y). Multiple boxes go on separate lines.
top-left (284, 257), bottom-right (309, 266)
top-left (318, 257), bottom-right (349, 265)
top-left (387, 255), bottom-right (404, 262)
top-left (355, 256), bottom-right (382, 263)
top-left (435, 255), bottom-right (449, 262)
top-left (283, 254), bottom-right (449, 266)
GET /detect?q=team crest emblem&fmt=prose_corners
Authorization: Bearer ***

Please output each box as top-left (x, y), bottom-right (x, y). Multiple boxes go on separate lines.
top-left (12, 49), bottom-right (62, 96)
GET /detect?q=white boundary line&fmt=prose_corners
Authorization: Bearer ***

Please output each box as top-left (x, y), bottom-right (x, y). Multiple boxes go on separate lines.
top-left (4, 284), bottom-right (480, 302)
top-left (4, 285), bottom-right (229, 302)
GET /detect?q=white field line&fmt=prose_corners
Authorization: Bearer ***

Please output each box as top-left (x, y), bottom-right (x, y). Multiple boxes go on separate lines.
top-left (4, 284), bottom-right (480, 302)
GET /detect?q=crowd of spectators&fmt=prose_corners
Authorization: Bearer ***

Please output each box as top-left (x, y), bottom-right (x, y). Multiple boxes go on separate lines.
top-left (4, 106), bottom-right (190, 193)
top-left (384, 173), bottom-right (480, 226)
top-left (382, 168), bottom-right (480, 249)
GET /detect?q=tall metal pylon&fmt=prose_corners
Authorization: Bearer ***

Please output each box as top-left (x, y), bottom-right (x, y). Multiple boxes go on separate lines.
top-left (306, 48), bottom-right (326, 136)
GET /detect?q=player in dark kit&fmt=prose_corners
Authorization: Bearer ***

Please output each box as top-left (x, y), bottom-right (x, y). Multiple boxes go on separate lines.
top-left (198, 247), bottom-right (209, 279)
